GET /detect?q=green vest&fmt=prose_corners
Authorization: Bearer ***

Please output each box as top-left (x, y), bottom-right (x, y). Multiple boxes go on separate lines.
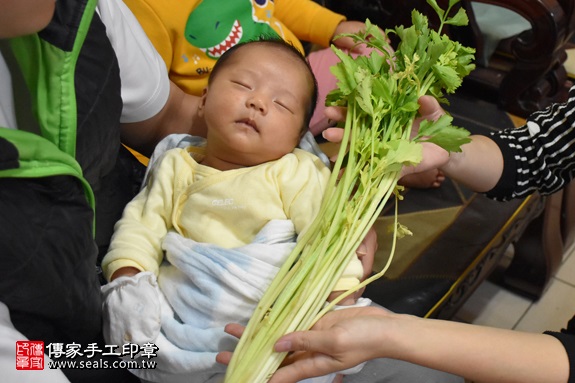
top-left (0, 0), bottom-right (97, 215)
top-left (0, 0), bottom-right (143, 357)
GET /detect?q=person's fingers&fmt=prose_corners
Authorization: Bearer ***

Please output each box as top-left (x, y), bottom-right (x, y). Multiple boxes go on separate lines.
top-left (270, 331), bottom-right (343, 383)
top-left (309, 117), bottom-right (337, 136)
top-left (215, 323), bottom-right (245, 366)
top-left (332, 35), bottom-right (357, 51)
top-left (401, 141), bottom-right (450, 178)
top-left (399, 96), bottom-right (450, 179)
top-left (268, 353), bottom-right (335, 383)
top-left (322, 127), bottom-right (345, 144)
top-left (223, 323), bottom-right (245, 339)
top-left (215, 351), bottom-right (233, 365)
top-left (323, 106), bottom-right (346, 123)
top-left (418, 95), bottom-right (444, 121)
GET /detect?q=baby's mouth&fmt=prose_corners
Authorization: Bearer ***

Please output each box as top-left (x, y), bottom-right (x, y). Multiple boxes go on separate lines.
top-left (237, 118), bottom-right (259, 132)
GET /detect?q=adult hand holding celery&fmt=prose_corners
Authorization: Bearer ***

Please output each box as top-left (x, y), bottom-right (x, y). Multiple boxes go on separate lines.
top-left (224, 1), bottom-right (475, 381)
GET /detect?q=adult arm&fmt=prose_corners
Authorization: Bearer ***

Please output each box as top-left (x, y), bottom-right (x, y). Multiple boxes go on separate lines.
top-left (322, 96), bottom-right (505, 193)
top-left (484, 86), bottom-right (575, 200)
top-left (439, 134), bottom-right (504, 192)
top-left (121, 82), bottom-right (206, 157)
top-left (268, 307), bottom-right (571, 383)
top-left (97, 0), bottom-right (206, 157)
top-left (413, 87), bottom-right (575, 199)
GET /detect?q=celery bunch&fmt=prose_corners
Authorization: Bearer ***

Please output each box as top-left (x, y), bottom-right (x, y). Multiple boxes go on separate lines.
top-left (224, 1), bottom-right (475, 381)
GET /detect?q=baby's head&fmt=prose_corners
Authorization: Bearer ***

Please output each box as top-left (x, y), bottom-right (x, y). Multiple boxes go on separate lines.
top-left (198, 38), bottom-right (319, 169)
top-left (209, 39), bottom-right (319, 134)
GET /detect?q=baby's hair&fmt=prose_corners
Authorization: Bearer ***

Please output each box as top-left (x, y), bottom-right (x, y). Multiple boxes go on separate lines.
top-left (209, 37), bottom-right (318, 136)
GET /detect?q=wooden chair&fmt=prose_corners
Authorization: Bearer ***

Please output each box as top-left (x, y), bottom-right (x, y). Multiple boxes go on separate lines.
top-left (448, 0), bottom-right (575, 118)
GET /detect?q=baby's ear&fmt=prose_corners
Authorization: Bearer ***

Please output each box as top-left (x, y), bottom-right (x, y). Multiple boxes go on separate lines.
top-left (198, 88), bottom-right (208, 117)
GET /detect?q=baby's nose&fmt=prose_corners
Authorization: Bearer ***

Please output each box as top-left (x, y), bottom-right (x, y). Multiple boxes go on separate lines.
top-left (247, 96), bottom-right (267, 113)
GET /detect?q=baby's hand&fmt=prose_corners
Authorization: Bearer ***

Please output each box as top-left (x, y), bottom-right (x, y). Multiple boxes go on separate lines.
top-left (110, 266), bottom-right (140, 280)
top-left (101, 271), bottom-right (162, 347)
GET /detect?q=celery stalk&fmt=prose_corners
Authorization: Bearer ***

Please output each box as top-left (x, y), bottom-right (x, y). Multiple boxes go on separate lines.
top-left (224, 1), bottom-right (475, 381)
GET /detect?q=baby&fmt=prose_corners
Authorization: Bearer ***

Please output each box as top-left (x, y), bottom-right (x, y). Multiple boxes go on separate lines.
top-left (101, 39), bottom-right (366, 383)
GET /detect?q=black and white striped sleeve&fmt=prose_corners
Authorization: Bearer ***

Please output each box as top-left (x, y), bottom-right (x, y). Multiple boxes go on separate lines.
top-left (486, 86), bottom-right (575, 201)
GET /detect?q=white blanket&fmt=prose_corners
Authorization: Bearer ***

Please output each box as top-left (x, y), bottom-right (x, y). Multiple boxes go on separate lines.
top-left (131, 219), bottom-right (299, 383)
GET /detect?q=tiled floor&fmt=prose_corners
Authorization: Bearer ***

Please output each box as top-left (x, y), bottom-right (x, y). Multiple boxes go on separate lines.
top-left (454, 242), bottom-right (575, 333)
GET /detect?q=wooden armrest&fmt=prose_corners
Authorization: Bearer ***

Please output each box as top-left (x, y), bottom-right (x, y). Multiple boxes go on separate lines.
top-left (456, 0), bottom-right (574, 116)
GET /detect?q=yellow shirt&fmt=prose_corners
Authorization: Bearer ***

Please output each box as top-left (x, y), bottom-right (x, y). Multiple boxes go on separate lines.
top-left (123, 0), bottom-right (346, 95)
top-left (103, 146), bottom-right (363, 291)
top-left (104, 147), bottom-right (329, 276)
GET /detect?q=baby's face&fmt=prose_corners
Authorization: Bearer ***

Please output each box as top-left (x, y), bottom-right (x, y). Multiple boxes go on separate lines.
top-left (200, 43), bottom-right (312, 167)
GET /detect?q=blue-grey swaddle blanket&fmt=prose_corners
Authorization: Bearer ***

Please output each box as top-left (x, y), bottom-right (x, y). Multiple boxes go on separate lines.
top-left (132, 219), bottom-right (296, 383)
